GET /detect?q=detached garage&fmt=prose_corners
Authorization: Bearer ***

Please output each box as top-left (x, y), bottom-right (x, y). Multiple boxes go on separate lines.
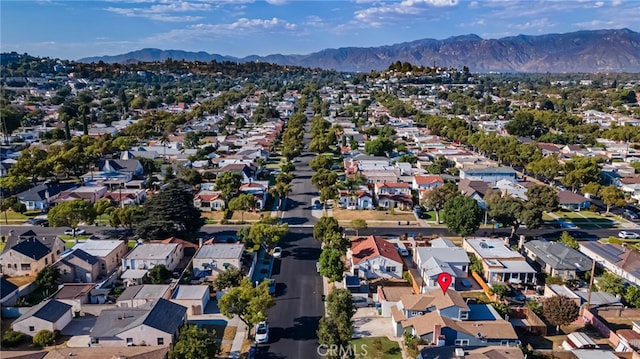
top-left (170, 285), bottom-right (210, 317)
top-left (12, 299), bottom-right (72, 336)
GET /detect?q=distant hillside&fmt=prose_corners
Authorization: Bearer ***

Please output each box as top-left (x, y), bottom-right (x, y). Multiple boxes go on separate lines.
top-left (78, 28), bottom-right (640, 73)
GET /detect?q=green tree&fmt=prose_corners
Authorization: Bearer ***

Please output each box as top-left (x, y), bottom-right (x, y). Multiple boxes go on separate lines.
top-left (149, 264), bottom-right (170, 284)
top-left (468, 253), bottom-right (484, 274)
top-left (269, 182), bottom-right (292, 210)
top-left (0, 175), bottom-right (30, 194)
top-left (35, 266), bottom-right (60, 291)
top-left (311, 168), bottom-right (338, 192)
top-left (428, 156), bottom-right (449, 175)
top-left (486, 193), bottom-right (543, 237)
top-left (214, 267), bottom-right (244, 291)
top-left (219, 278), bottom-right (275, 338)
top-left (319, 249), bottom-right (345, 282)
top-left (319, 185), bottom-right (338, 210)
top-left (625, 286), bottom-right (640, 308)
top-left (170, 324), bottom-right (218, 359)
top-left (314, 216), bottom-right (342, 241)
top-left (322, 231), bottom-right (350, 253)
top-left (421, 182), bottom-right (458, 224)
top-left (542, 295), bottom-right (580, 332)
top-left (48, 199), bottom-right (97, 231)
top-left (93, 198), bottom-right (113, 216)
top-left (135, 180), bottom-right (205, 240)
top-left (582, 182), bottom-right (602, 198)
top-left (350, 219), bottom-right (367, 237)
top-left (526, 155), bottom-right (562, 181)
top-left (442, 195), bottom-right (483, 236)
top-left (491, 284), bottom-right (509, 299)
top-left (599, 185), bottom-right (626, 213)
top-left (215, 172), bottom-right (242, 205)
top-left (317, 288), bottom-right (354, 359)
top-left (598, 271), bottom-right (625, 295)
top-left (364, 137), bottom-right (394, 156)
top-left (561, 157), bottom-right (602, 191)
top-left (310, 155), bottom-right (334, 171)
top-left (109, 205), bottom-right (144, 229)
top-left (526, 185), bottom-right (559, 212)
top-left (228, 193), bottom-right (258, 223)
top-left (183, 131), bottom-right (200, 149)
top-left (559, 231), bottom-right (579, 250)
top-left (1, 330), bottom-right (27, 347)
top-left (32, 329), bottom-right (56, 347)
top-left (9, 146), bottom-right (51, 182)
top-left (243, 218), bottom-right (288, 250)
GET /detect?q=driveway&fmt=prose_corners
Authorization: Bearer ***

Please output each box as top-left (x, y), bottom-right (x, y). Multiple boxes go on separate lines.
top-left (61, 315), bottom-right (97, 336)
top-left (352, 308), bottom-right (395, 339)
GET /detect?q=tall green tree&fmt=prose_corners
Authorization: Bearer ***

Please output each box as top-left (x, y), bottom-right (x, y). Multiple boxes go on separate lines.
top-left (48, 199), bottom-right (97, 230)
top-left (442, 195), bottom-right (483, 237)
top-left (9, 146), bottom-right (51, 182)
top-left (421, 182), bottom-right (458, 224)
top-left (319, 249), bottom-right (345, 282)
top-left (526, 185), bottom-right (559, 213)
top-left (35, 266), bottom-right (60, 291)
top-left (598, 271), bottom-right (625, 295)
top-left (318, 288), bottom-right (354, 359)
top-left (169, 324), bottom-right (219, 359)
top-left (350, 219), bottom-right (367, 237)
top-left (311, 169), bottom-right (338, 192)
top-left (135, 180), bottom-right (205, 240)
top-left (314, 216), bottom-right (342, 241)
top-left (542, 295), bottom-right (580, 332)
top-left (149, 264), bottom-right (170, 284)
top-left (243, 217), bottom-right (288, 250)
top-left (219, 278), bottom-right (275, 338)
top-left (109, 205), bottom-right (145, 229)
top-left (214, 268), bottom-right (244, 291)
top-left (599, 185), bottom-right (625, 213)
top-left (228, 193), bottom-right (258, 223)
top-left (215, 172), bottom-right (242, 205)
top-left (558, 231), bottom-right (579, 250)
top-left (269, 182), bottom-right (292, 210)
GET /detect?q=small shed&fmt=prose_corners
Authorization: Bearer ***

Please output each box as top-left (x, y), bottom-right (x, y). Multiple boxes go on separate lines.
top-left (12, 299), bottom-right (72, 336)
top-left (170, 285), bottom-right (210, 317)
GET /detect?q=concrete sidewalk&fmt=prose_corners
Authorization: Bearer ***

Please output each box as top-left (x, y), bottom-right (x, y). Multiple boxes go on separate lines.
top-left (228, 316), bottom-right (247, 359)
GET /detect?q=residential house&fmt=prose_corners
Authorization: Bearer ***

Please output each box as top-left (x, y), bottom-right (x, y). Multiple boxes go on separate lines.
top-left (375, 182), bottom-right (413, 210)
top-left (1, 276), bottom-right (19, 306)
top-left (415, 238), bottom-right (470, 291)
top-left (338, 188), bottom-right (374, 210)
top-left (558, 190), bottom-right (591, 211)
top-left (239, 181), bottom-right (269, 209)
top-left (53, 283), bottom-right (100, 313)
top-left (36, 346), bottom-right (171, 358)
top-left (544, 284), bottom-right (582, 306)
top-left (116, 284), bottom-right (172, 309)
top-left (458, 179), bottom-right (490, 209)
top-left (16, 182), bottom-right (78, 211)
top-left (459, 166), bottom-right (517, 185)
top-left (193, 190), bottom-right (225, 211)
top-left (192, 243), bottom-right (244, 278)
top-left (463, 238), bottom-right (536, 285)
top-left (0, 237), bottom-right (56, 277)
top-left (218, 163), bottom-right (256, 184)
top-left (360, 170), bottom-right (402, 184)
top-left (493, 179), bottom-right (529, 201)
top-left (103, 188), bottom-right (147, 206)
top-left (579, 242), bottom-right (640, 286)
top-left (537, 143), bottom-right (562, 157)
top-left (73, 240), bottom-right (128, 276)
top-left (523, 240), bottom-right (593, 280)
top-left (412, 174), bottom-right (444, 191)
top-left (96, 159), bottom-right (144, 179)
top-left (170, 285), bottom-right (210, 316)
top-left (417, 345), bottom-right (525, 359)
top-left (54, 248), bottom-right (100, 283)
top-left (90, 298), bottom-right (186, 347)
top-left (376, 285), bottom-right (415, 317)
top-left (155, 237), bottom-right (199, 256)
top-left (122, 243), bottom-right (183, 272)
top-left (349, 235), bottom-right (404, 280)
top-left (55, 185), bottom-right (108, 204)
top-left (12, 299), bottom-right (72, 336)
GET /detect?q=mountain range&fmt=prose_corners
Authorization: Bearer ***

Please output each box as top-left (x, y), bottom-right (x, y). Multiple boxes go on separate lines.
top-left (78, 28), bottom-right (640, 73)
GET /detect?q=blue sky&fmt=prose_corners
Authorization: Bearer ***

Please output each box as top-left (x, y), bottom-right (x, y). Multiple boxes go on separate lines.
top-left (1, 0), bottom-right (638, 60)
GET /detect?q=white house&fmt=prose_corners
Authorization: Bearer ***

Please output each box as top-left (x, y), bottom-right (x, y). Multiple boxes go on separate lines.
top-left (463, 237), bottom-right (536, 285)
top-left (170, 285), bottom-right (210, 316)
top-left (122, 243), bottom-right (183, 272)
top-left (415, 238), bottom-right (470, 291)
top-left (12, 299), bottom-right (73, 336)
top-left (349, 235), bottom-right (404, 280)
top-left (192, 243), bottom-right (244, 276)
top-left (338, 188), bottom-right (374, 210)
top-left (459, 166), bottom-right (517, 185)
top-left (580, 242), bottom-right (640, 287)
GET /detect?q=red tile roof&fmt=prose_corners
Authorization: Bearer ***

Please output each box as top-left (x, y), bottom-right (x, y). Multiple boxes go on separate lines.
top-left (351, 235), bottom-right (403, 265)
top-left (413, 175), bottom-right (444, 185)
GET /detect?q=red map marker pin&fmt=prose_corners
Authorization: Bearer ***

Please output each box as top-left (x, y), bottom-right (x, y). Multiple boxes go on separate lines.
top-left (437, 273), bottom-right (452, 294)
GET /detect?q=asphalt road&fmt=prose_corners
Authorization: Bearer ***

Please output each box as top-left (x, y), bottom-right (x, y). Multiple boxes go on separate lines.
top-left (255, 227), bottom-right (324, 359)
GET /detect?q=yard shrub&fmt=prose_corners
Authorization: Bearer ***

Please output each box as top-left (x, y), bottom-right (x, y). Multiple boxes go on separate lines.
top-left (33, 329), bottom-right (56, 347)
top-left (2, 330), bottom-right (27, 347)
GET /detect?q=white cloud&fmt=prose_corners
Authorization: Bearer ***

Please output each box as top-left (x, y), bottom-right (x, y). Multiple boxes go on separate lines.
top-left (507, 17), bottom-right (554, 30)
top-left (147, 17), bottom-right (297, 42)
top-left (611, 0), bottom-right (623, 5)
top-left (351, 0), bottom-right (457, 28)
top-left (303, 15), bottom-right (324, 27)
top-left (572, 19), bottom-right (617, 28)
top-left (104, 0), bottom-right (214, 22)
top-left (265, 0), bottom-right (288, 4)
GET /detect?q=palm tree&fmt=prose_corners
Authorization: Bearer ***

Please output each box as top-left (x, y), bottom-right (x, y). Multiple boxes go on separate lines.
top-left (269, 182), bottom-right (292, 210)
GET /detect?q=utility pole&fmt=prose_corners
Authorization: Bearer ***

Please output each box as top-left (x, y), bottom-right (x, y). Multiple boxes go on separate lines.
top-left (586, 259), bottom-right (597, 312)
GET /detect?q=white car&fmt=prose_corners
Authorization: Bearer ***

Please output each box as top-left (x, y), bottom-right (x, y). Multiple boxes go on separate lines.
top-left (618, 231), bottom-right (640, 239)
top-left (272, 247), bottom-right (282, 259)
top-left (64, 228), bottom-right (86, 236)
top-left (255, 321), bottom-right (269, 344)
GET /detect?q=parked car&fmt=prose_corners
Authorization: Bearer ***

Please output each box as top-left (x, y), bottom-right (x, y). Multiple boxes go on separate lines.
top-left (397, 247), bottom-right (409, 257)
top-left (64, 228), bottom-right (86, 236)
top-left (624, 210), bottom-right (639, 220)
top-left (26, 218), bottom-right (48, 226)
top-left (272, 247), bottom-right (282, 259)
top-left (352, 296), bottom-right (374, 308)
top-left (618, 231), bottom-right (640, 239)
top-left (268, 279), bottom-right (276, 295)
top-left (254, 321), bottom-right (269, 344)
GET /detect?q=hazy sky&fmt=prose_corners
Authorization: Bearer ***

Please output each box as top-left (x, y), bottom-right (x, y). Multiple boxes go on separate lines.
top-left (1, 0), bottom-right (638, 60)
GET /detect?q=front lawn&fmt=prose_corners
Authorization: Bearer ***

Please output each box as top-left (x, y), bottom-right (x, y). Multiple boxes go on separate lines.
top-left (351, 337), bottom-right (402, 359)
top-left (333, 209), bottom-right (416, 222)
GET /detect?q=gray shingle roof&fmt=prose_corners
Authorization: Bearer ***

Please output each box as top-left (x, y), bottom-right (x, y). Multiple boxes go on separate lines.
top-left (91, 298), bottom-right (185, 338)
top-left (14, 299), bottom-right (71, 324)
top-left (524, 239), bottom-right (593, 271)
top-left (143, 299), bottom-right (186, 334)
top-left (64, 248), bottom-right (98, 265)
top-left (17, 182), bottom-right (77, 202)
top-left (11, 238), bottom-right (50, 260)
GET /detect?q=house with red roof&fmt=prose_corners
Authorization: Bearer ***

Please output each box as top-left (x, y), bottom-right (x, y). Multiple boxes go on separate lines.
top-left (412, 175), bottom-right (444, 191)
top-left (338, 188), bottom-right (374, 210)
top-left (193, 190), bottom-right (225, 211)
top-left (348, 235), bottom-right (404, 280)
